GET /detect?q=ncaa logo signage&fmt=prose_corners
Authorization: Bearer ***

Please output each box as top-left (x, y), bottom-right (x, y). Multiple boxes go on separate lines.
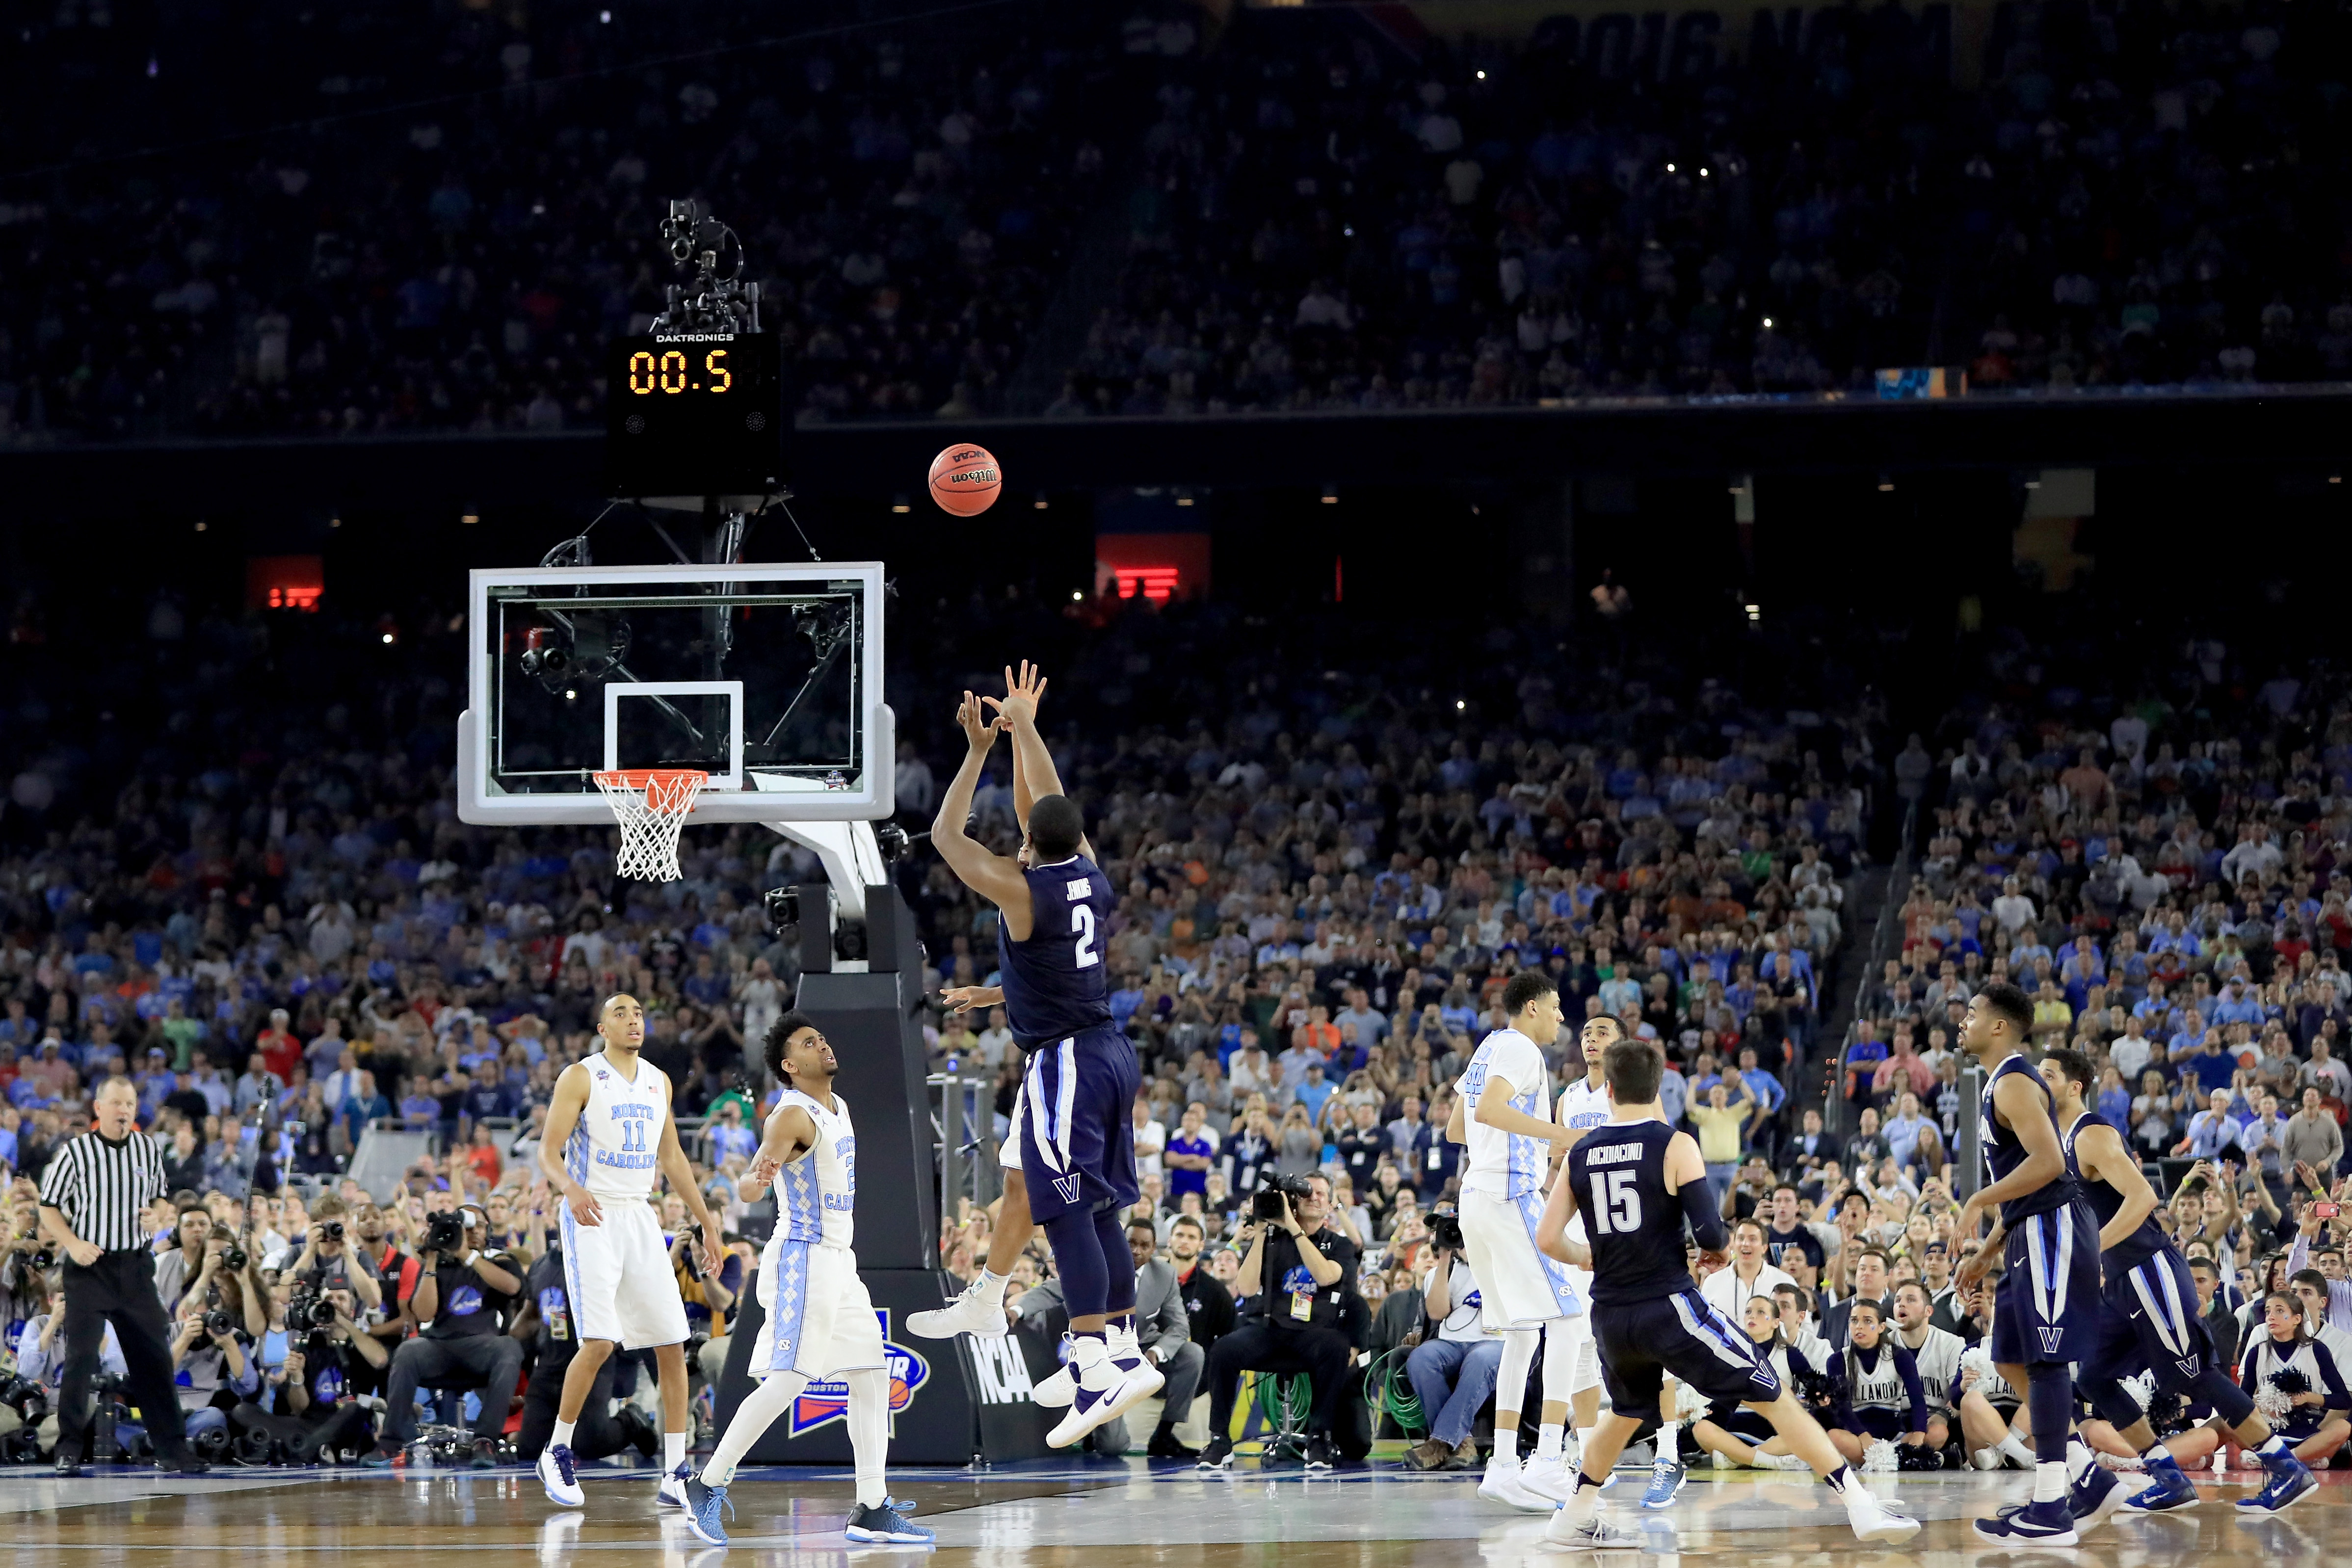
top-left (967, 1334), bottom-right (1035, 1406)
top-left (787, 1310), bottom-right (930, 1437)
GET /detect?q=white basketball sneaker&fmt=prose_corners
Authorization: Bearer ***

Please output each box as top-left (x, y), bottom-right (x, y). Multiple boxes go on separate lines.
top-left (1478, 1454), bottom-right (1556, 1513)
top-left (905, 1275), bottom-right (1009, 1340)
top-left (1842, 1481), bottom-right (1921, 1544)
top-left (1520, 1456), bottom-right (1577, 1503)
top-left (1046, 1336), bottom-right (1126, 1449)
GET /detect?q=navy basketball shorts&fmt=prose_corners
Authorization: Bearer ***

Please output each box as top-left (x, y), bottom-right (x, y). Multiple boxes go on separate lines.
top-left (1017, 1024), bottom-right (1141, 1221)
top-left (1990, 1201), bottom-right (2102, 1367)
top-left (1592, 1288), bottom-right (1782, 1424)
top-left (2085, 1247), bottom-right (2217, 1398)
top-left (1841, 1408), bottom-right (1912, 1441)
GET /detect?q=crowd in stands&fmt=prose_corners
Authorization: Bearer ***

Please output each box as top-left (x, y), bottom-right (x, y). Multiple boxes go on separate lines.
top-left (1061, 1), bottom-right (2352, 414)
top-left (0, 0), bottom-right (1156, 442)
top-left (0, 560), bottom-right (1888, 1461)
top-left (9, 0), bottom-right (2352, 443)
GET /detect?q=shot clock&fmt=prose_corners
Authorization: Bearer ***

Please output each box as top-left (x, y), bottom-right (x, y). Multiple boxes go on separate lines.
top-left (603, 330), bottom-right (786, 499)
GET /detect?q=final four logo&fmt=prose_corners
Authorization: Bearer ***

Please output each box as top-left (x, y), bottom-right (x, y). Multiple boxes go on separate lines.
top-left (787, 1310), bottom-right (930, 1437)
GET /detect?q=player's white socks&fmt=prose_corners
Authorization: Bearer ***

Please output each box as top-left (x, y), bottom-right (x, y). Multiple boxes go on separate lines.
top-left (1535, 1423), bottom-right (1565, 1461)
top-left (1492, 1427), bottom-right (1521, 1466)
top-left (701, 1371), bottom-right (808, 1488)
top-left (664, 1431), bottom-right (687, 1471)
top-left (2066, 1439), bottom-right (2096, 1484)
top-left (847, 1367), bottom-right (889, 1509)
top-left (1657, 1420), bottom-right (1682, 1461)
top-left (552, 1419), bottom-right (577, 1451)
top-left (2033, 1461), bottom-right (2067, 1503)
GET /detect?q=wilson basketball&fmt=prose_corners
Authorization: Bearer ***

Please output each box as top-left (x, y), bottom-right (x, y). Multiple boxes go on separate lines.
top-left (928, 443), bottom-right (1001, 516)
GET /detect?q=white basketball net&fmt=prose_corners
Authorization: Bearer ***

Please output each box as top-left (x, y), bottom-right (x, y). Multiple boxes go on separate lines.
top-left (594, 769), bottom-right (707, 882)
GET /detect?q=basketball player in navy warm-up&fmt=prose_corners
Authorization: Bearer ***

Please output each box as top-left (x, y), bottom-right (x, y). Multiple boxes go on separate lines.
top-left (1952, 981), bottom-right (2104, 1544)
top-left (2037, 1048), bottom-right (2316, 1521)
top-left (1533, 1038), bottom-right (1916, 1550)
top-left (930, 664), bottom-right (1160, 1448)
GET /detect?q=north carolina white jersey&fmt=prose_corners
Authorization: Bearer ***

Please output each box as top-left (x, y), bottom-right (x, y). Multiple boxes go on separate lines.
top-left (1459, 1028), bottom-right (1550, 1198)
top-left (771, 1086), bottom-right (857, 1249)
top-left (562, 1050), bottom-right (671, 1200)
top-left (1558, 1073), bottom-right (1612, 1138)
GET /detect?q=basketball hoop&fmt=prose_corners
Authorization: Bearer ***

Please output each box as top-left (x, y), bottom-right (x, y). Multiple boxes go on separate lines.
top-left (594, 769), bottom-right (708, 881)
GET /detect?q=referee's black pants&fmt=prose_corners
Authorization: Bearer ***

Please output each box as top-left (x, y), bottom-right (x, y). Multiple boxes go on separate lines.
top-left (58, 1249), bottom-right (188, 1460)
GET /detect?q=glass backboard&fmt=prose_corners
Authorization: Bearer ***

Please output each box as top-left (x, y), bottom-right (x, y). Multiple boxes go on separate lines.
top-left (457, 562), bottom-right (892, 824)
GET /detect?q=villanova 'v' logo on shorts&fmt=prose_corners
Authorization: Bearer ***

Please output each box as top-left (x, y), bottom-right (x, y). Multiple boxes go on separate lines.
top-left (1051, 1173), bottom-right (1082, 1205)
top-left (2176, 1355), bottom-right (2201, 1378)
top-left (2037, 1328), bottom-right (2065, 1355)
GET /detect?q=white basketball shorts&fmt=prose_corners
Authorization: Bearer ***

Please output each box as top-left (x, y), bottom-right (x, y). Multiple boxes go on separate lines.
top-left (1459, 1186), bottom-right (1585, 1329)
top-left (559, 1196), bottom-right (690, 1350)
top-left (758, 1237), bottom-right (886, 1381)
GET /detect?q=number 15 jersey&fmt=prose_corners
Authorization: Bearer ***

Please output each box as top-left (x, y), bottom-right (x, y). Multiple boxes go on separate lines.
top-left (1566, 1119), bottom-right (1691, 1306)
top-left (997, 853), bottom-right (1115, 1051)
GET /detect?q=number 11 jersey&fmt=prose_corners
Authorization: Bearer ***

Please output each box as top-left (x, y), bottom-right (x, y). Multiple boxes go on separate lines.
top-left (566, 1049), bottom-right (670, 1201)
top-left (997, 853), bottom-right (1115, 1051)
top-left (1566, 1119), bottom-right (1691, 1306)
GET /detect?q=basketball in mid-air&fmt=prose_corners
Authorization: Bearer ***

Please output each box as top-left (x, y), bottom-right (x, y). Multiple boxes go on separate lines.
top-left (928, 443), bottom-right (1001, 516)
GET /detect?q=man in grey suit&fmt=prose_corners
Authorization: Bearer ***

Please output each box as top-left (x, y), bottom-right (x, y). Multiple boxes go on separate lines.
top-left (1014, 1220), bottom-right (1202, 1458)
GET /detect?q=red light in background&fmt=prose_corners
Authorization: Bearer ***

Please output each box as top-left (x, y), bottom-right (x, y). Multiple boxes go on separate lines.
top-left (1112, 566), bottom-right (1183, 601)
top-left (247, 555), bottom-right (325, 613)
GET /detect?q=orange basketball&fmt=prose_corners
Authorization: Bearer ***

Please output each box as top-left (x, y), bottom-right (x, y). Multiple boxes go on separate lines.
top-left (928, 443), bottom-right (1001, 516)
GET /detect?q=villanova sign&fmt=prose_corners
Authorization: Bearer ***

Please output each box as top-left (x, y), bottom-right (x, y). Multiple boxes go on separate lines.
top-left (787, 1310), bottom-right (932, 1437)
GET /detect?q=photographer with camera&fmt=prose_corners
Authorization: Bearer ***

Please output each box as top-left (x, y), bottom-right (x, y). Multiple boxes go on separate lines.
top-left (0, 1199), bottom-right (55, 1331)
top-left (1196, 1172), bottom-right (1361, 1470)
top-left (286, 1200), bottom-right (383, 1317)
top-left (231, 1279), bottom-right (388, 1463)
top-left (1402, 1210), bottom-right (1504, 1470)
top-left (364, 1202), bottom-right (523, 1469)
top-left (168, 1284), bottom-right (262, 1455)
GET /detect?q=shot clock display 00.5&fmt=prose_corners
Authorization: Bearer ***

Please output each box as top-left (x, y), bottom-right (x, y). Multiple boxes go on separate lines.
top-left (604, 331), bottom-right (787, 499)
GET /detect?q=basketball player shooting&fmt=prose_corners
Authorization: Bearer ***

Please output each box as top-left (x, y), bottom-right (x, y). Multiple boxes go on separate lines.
top-left (907, 669), bottom-right (1054, 1347)
top-left (927, 663), bottom-right (1161, 1447)
top-left (1534, 1038), bottom-right (1915, 1550)
top-left (680, 1013), bottom-right (933, 1548)
top-left (535, 994), bottom-right (725, 1511)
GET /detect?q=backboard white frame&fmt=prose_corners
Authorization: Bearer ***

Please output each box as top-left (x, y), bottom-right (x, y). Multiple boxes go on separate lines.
top-left (457, 560), bottom-right (894, 826)
top-left (604, 680), bottom-right (745, 789)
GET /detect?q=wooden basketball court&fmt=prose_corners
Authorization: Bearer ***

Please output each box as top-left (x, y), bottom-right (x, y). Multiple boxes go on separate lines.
top-left (13, 1457), bottom-right (2342, 1565)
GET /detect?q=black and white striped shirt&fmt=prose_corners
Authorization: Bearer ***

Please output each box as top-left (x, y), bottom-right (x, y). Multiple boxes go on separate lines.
top-left (38, 1131), bottom-right (168, 1254)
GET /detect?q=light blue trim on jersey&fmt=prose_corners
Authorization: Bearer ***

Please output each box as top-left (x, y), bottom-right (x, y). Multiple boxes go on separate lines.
top-left (766, 1240), bottom-right (811, 1373)
top-left (564, 1123), bottom-right (588, 1184)
top-left (1505, 1080), bottom-right (1544, 1196)
top-left (777, 1150), bottom-right (822, 1244)
top-left (558, 1199), bottom-right (586, 1341)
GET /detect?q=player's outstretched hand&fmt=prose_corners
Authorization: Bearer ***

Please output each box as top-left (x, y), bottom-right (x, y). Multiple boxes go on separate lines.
top-left (1694, 1247), bottom-right (1728, 1277)
top-left (956, 691), bottom-right (998, 755)
top-left (941, 984), bottom-right (1002, 1016)
top-left (985, 661), bottom-right (1047, 727)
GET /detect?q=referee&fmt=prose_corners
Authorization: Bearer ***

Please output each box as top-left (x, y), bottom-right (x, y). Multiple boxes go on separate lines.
top-left (36, 1077), bottom-right (206, 1476)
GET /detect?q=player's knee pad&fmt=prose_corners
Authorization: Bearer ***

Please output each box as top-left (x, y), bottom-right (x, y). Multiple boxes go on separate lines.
top-left (2082, 1377), bottom-right (2143, 1431)
top-left (1540, 1323), bottom-right (1579, 1403)
top-left (1495, 1328), bottom-right (1537, 1410)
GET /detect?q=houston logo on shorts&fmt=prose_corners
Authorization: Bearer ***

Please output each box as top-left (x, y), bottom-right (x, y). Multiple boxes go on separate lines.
top-left (788, 1310), bottom-right (931, 1437)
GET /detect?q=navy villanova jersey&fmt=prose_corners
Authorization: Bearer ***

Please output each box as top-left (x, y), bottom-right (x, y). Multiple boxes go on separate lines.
top-left (2064, 1111), bottom-right (2167, 1270)
top-left (997, 854), bottom-right (1115, 1050)
top-left (1567, 1120), bottom-right (1691, 1306)
top-left (1979, 1053), bottom-right (2075, 1227)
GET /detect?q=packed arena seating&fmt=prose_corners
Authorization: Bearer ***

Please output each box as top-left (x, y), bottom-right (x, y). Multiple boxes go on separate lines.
top-left (7, 1), bottom-right (2350, 443)
top-left (1059, 1), bottom-right (2352, 413)
top-left (0, 0), bottom-right (1145, 441)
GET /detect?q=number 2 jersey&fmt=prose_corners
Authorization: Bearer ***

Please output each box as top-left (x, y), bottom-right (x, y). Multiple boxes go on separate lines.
top-left (1566, 1118), bottom-right (1691, 1306)
top-left (563, 1049), bottom-right (670, 1200)
top-left (997, 853), bottom-right (1115, 1050)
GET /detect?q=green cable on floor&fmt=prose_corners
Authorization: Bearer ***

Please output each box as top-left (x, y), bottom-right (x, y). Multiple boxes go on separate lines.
top-left (1366, 1348), bottom-right (1424, 1435)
